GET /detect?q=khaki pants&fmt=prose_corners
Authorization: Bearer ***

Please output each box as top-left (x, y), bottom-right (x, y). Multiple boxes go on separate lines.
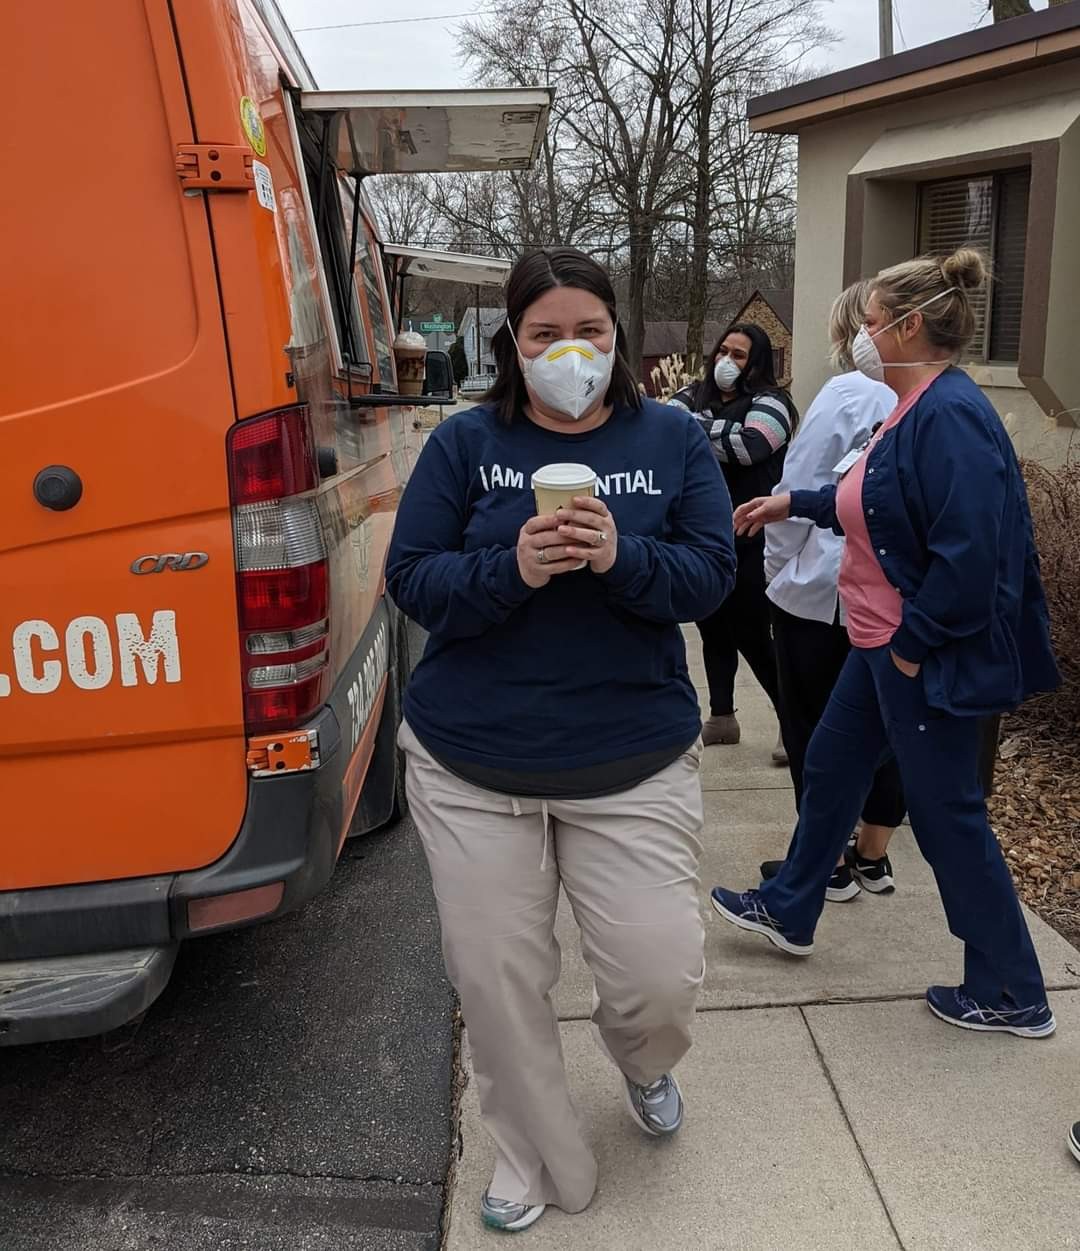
top-left (400, 721), bottom-right (705, 1213)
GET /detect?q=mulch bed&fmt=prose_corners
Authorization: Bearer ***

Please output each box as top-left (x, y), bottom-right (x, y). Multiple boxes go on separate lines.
top-left (989, 667), bottom-right (1080, 950)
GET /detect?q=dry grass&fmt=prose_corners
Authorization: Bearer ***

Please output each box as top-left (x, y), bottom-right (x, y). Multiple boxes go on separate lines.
top-left (650, 353), bottom-right (696, 403)
top-left (988, 458), bottom-right (1080, 947)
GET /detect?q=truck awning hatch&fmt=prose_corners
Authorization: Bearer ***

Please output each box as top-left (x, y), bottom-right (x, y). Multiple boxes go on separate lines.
top-left (298, 88), bottom-right (553, 176)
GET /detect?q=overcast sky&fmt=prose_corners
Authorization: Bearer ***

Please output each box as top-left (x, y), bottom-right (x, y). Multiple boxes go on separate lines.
top-left (277, 0), bottom-right (1054, 92)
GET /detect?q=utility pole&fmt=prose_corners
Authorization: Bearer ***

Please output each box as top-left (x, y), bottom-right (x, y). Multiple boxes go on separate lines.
top-left (475, 284), bottom-right (482, 376)
top-left (879, 0), bottom-right (893, 58)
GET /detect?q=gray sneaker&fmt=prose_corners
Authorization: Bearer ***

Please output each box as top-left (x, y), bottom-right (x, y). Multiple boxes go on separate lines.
top-left (480, 1191), bottom-right (546, 1233)
top-left (624, 1072), bottom-right (684, 1137)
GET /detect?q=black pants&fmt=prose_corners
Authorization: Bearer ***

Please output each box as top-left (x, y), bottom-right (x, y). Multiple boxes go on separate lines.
top-left (696, 532), bottom-right (780, 717)
top-left (770, 601), bottom-right (906, 827)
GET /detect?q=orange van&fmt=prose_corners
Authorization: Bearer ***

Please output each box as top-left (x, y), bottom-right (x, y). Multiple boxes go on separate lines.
top-left (1, 0), bottom-right (549, 1045)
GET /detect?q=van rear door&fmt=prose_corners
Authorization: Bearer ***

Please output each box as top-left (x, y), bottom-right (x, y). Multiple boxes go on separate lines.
top-left (2, 0), bottom-right (247, 891)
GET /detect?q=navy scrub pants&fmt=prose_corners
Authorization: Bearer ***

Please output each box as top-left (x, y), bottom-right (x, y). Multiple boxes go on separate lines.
top-left (759, 644), bottom-right (1047, 1008)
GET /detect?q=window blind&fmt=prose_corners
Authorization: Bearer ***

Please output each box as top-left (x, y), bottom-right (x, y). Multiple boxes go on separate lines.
top-left (916, 168), bottom-right (1030, 364)
top-left (918, 176), bottom-right (992, 358)
top-left (989, 169), bottom-right (1030, 363)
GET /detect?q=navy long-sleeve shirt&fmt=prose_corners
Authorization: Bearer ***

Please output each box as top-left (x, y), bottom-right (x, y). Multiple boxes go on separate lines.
top-left (789, 367), bottom-right (1059, 716)
top-left (387, 399), bottom-right (735, 774)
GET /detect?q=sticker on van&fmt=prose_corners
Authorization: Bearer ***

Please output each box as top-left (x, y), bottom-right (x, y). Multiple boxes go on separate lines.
top-left (0, 611), bottom-right (181, 696)
top-left (345, 620), bottom-right (388, 755)
top-left (252, 161), bottom-right (276, 213)
top-left (239, 96), bottom-right (267, 157)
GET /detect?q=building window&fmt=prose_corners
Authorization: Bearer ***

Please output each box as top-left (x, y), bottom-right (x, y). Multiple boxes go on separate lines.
top-left (772, 347), bottom-right (786, 380)
top-left (916, 167), bottom-right (1031, 363)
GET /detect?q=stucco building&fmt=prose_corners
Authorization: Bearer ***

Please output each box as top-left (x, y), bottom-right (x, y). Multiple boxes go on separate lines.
top-left (749, 4), bottom-right (1080, 463)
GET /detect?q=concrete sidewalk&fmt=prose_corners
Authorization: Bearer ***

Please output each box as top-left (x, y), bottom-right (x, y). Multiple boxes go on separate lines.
top-left (445, 639), bottom-right (1080, 1250)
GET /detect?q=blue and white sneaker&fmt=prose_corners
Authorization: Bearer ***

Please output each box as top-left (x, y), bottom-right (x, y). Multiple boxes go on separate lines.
top-left (710, 886), bottom-right (814, 956)
top-left (926, 985), bottom-right (1056, 1038)
top-left (480, 1191), bottom-right (546, 1233)
top-left (1068, 1122), bottom-right (1080, 1165)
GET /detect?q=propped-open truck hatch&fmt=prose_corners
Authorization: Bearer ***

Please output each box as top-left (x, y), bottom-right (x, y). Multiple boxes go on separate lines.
top-left (298, 88), bottom-right (554, 176)
top-left (382, 244), bottom-right (511, 288)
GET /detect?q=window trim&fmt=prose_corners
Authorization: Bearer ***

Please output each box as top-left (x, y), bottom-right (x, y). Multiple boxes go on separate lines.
top-left (842, 138), bottom-right (1064, 416)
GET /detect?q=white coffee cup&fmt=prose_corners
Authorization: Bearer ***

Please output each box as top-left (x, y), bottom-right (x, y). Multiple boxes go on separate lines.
top-left (531, 463), bottom-right (597, 515)
top-left (532, 463), bottom-right (598, 571)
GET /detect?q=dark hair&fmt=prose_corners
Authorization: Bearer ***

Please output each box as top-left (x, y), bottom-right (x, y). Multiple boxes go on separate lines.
top-left (695, 322), bottom-right (781, 411)
top-left (485, 248), bottom-right (642, 423)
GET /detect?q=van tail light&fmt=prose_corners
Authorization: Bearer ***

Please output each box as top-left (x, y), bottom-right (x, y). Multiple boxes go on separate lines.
top-left (227, 406), bottom-right (330, 735)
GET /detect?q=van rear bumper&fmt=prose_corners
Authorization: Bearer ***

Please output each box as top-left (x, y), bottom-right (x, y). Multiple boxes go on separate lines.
top-left (0, 701), bottom-right (347, 965)
top-left (0, 605), bottom-right (404, 1051)
top-left (0, 946), bottom-right (178, 1046)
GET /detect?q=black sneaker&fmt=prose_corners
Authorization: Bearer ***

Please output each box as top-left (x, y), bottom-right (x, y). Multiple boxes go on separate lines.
top-left (759, 859), bottom-right (860, 903)
top-left (844, 846), bottom-right (896, 893)
top-left (1069, 1123), bottom-right (1080, 1165)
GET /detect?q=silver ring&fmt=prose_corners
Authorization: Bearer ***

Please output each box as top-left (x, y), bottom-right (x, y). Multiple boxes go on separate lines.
top-left (537, 547), bottom-right (548, 564)
top-left (595, 531), bottom-right (607, 546)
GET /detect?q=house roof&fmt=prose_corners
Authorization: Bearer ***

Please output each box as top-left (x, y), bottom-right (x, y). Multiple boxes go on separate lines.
top-left (458, 307), bottom-right (506, 334)
top-left (749, 3), bottom-right (1080, 134)
top-left (642, 321), bottom-right (724, 358)
top-left (731, 288), bottom-right (794, 334)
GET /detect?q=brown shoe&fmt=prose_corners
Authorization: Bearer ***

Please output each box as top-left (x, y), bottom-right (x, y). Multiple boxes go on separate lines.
top-left (771, 730), bottom-right (788, 766)
top-left (702, 714), bottom-right (740, 746)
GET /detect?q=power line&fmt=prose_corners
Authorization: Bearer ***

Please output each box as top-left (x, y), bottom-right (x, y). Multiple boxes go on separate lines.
top-left (292, 11), bottom-right (483, 32)
top-left (893, 0), bottom-right (908, 50)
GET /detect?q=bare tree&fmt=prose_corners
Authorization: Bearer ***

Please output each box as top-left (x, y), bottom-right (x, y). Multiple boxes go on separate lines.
top-left (455, 0), bottom-right (701, 371)
top-left (992, 0), bottom-right (1031, 16)
top-left (368, 173), bottom-right (436, 245)
top-left (990, 0), bottom-right (1069, 17)
top-left (366, 0), bottom-right (829, 376)
top-left (676, 0), bottom-right (828, 370)
top-left (454, 9), bottom-right (606, 251)
top-left (586, 1), bottom-right (690, 368)
top-left (683, 0), bottom-right (727, 373)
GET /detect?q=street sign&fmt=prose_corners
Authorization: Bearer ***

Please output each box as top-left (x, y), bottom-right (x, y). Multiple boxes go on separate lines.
top-left (420, 317), bottom-right (454, 333)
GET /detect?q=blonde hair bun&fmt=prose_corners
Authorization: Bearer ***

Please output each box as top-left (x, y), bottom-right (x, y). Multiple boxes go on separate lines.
top-left (941, 248), bottom-right (988, 293)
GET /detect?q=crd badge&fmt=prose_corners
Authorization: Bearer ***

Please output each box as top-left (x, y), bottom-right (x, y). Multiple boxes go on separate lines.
top-left (131, 552), bottom-right (210, 574)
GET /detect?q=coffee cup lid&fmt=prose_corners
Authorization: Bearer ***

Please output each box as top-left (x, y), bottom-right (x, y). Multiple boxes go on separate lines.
top-left (531, 463), bottom-right (597, 489)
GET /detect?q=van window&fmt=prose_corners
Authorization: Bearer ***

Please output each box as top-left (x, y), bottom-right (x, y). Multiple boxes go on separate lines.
top-left (355, 225), bottom-right (395, 383)
top-left (298, 118), bottom-right (370, 373)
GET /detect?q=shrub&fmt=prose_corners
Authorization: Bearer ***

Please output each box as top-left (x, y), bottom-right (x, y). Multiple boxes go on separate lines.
top-left (1017, 456), bottom-right (1080, 740)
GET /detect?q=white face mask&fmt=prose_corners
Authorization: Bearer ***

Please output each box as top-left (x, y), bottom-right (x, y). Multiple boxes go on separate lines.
top-left (851, 287), bottom-right (959, 383)
top-left (509, 323), bottom-right (615, 421)
top-left (713, 356), bottom-right (743, 391)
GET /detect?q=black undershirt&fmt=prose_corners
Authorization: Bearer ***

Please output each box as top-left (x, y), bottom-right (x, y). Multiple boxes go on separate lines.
top-left (429, 739), bottom-right (695, 800)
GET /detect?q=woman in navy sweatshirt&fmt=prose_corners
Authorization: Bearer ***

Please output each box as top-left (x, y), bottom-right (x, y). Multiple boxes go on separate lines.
top-left (387, 248), bottom-right (735, 1232)
top-left (710, 249), bottom-right (1060, 1040)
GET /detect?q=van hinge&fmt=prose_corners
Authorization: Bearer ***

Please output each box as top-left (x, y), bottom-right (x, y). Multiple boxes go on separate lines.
top-left (176, 144), bottom-right (255, 191)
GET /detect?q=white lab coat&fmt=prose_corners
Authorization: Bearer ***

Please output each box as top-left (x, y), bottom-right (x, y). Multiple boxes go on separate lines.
top-left (765, 371), bottom-right (895, 625)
